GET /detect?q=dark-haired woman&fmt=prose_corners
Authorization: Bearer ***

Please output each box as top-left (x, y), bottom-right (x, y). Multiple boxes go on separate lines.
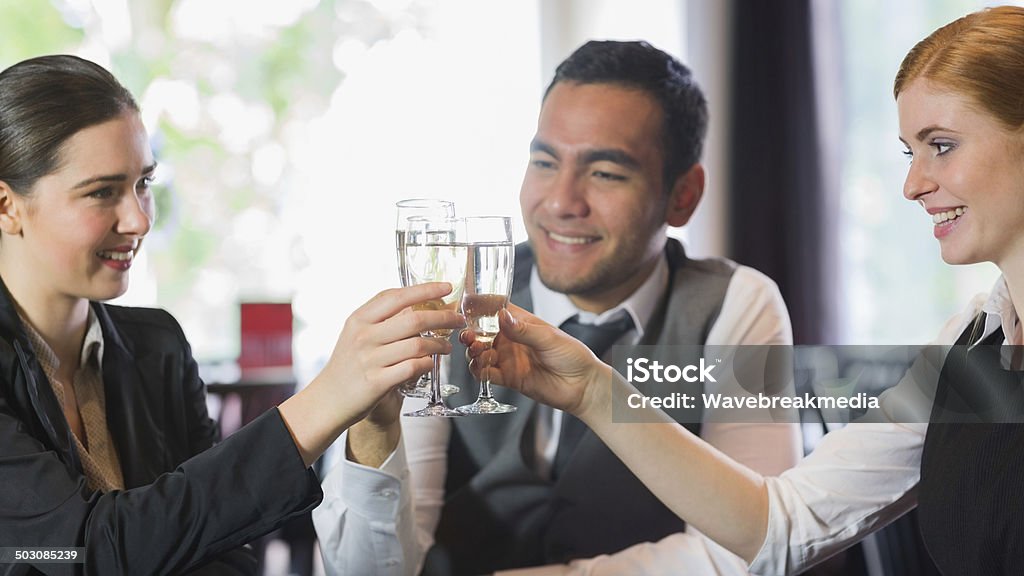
top-left (0, 54), bottom-right (463, 575)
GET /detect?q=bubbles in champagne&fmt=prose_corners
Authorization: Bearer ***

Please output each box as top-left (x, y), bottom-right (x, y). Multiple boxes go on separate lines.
top-left (405, 238), bottom-right (467, 338)
top-left (462, 293), bottom-right (507, 341)
top-left (461, 242), bottom-right (513, 345)
top-left (413, 298), bottom-right (461, 338)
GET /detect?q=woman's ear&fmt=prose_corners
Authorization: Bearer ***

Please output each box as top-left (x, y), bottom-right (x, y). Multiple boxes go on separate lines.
top-left (0, 181), bottom-right (23, 236)
top-left (665, 163), bottom-right (705, 228)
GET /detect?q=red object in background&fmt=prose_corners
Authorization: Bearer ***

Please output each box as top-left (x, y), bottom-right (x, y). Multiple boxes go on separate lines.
top-left (239, 302), bottom-right (293, 378)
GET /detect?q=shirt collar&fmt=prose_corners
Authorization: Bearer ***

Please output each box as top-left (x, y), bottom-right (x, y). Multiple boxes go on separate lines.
top-left (81, 305), bottom-right (104, 370)
top-left (980, 275), bottom-right (1021, 345)
top-left (530, 253), bottom-right (669, 340)
top-left (18, 305), bottom-right (105, 373)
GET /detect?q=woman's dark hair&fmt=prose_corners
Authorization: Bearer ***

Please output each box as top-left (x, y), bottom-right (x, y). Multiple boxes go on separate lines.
top-left (0, 54), bottom-right (139, 194)
top-left (545, 40), bottom-right (708, 190)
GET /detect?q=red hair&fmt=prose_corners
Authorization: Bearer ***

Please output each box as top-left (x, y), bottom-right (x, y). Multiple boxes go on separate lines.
top-left (894, 6), bottom-right (1024, 130)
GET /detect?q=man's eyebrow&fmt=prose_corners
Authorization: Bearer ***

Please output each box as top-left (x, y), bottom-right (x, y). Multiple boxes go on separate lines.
top-left (581, 148), bottom-right (641, 170)
top-left (528, 140), bottom-right (640, 170)
top-left (72, 162), bottom-right (158, 189)
top-left (529, 139), bottom-right (558, 158)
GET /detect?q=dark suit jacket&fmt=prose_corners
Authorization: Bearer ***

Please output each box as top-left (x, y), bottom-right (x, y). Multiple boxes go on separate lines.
top-left (0, 282), bottom-right (321, 575)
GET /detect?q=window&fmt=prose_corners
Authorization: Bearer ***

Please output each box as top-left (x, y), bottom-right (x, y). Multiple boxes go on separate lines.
top-left (836, 0), bottom-right (1015, 344)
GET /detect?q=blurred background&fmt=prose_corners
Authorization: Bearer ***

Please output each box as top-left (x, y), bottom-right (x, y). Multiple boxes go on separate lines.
top-left (2, 0), bottom-right (1012, 369)
top-left (2, 0), bottom-right (1018, 574)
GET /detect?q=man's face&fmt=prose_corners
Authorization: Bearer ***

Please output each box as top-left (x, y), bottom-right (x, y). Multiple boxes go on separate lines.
top-left (520, 82), bottom-right (674, 312)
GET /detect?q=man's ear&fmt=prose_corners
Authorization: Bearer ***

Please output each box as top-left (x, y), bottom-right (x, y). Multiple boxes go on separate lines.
top-left (665, 163), bottom-right (705, 227)
top-left (0, 181), bottom-right (23, 236)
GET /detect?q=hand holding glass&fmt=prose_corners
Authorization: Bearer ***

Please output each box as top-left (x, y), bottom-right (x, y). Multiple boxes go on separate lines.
top-left (401, 216), bottom-right (467, 417)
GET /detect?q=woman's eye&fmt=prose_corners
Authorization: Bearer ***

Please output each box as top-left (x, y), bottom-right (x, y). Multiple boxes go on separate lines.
top-left (933, 142), bottom-right (953, 155)
top-left (88, 187), bottom-right (114, 199)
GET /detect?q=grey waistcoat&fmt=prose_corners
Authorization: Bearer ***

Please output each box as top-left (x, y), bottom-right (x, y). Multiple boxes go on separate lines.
top-left (422, 238), bottom-right (737, 576)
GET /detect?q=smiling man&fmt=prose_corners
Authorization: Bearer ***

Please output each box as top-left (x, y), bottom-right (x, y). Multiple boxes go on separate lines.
top-left (315, 41), bottom-right (802, 576)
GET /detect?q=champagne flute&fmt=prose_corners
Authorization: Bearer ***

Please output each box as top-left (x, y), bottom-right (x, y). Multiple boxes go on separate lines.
top-left (402, 216), bottom-right (468, 418)
top-left (396, 199), bottom-right (457, 398)
top-left (456, 216), bottom-right (517, 415)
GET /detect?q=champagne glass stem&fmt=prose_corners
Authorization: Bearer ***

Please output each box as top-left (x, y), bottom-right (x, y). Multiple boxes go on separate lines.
top-left (457, 332), bottom-right (516, 414)
top-left (429, 352), bottom-right (443, 405)
top-left (478, 345), bottom-right (495, 400)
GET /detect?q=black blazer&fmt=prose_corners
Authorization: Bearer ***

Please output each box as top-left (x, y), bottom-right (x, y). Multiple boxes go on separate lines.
top-left (0, 283), bottom-right (321, 575)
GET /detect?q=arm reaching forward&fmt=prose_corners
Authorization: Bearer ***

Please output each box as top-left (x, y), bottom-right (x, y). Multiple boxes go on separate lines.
top-left (464, 305), bottom-right (770, 564)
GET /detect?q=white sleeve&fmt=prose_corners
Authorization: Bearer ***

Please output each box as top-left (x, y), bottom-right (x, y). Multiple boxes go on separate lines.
top-left (496, 529), bottom-right (753, 576)
top-left (748, 421), bottom-right (925, 575)
top-left (313, 400), bottom-right (451, 576)
top-left (701, 264), bottom-right (802, 476)
top-left (747, 294), bottom-right (988, 575)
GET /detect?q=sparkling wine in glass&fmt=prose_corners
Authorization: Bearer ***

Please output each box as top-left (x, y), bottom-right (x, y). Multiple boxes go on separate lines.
top-left (456, 216), bottom-right (517, 415)
top-left (395, 199), bottom-right (456, 398)
top-left (402, 216), bottom-right (468, 418)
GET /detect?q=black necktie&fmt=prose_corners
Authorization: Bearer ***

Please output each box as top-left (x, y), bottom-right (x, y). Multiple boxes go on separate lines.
top-left (551, 313), bottom-right (635, 479)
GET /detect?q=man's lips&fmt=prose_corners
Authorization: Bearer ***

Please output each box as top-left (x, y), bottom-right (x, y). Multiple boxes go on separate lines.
top-left (544, 228), bottom-right (600, 246)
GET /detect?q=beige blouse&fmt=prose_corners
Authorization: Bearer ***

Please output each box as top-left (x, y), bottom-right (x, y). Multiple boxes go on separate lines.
top-left (20, 308), bottom-right (124, 492)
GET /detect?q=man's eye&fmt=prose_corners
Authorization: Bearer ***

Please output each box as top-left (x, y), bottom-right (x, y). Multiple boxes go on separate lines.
top-left (88, 187), bottom-right (114, 199)
top-left (593, 171), bottom-right (626, 182)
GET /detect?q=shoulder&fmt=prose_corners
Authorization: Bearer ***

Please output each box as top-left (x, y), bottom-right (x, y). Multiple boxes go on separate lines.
top-left (735, 264), bottom-right (785, 296)
top-left (725, 265), bottom-right (786, 306)
top-left (101, 304), bottom-right (182, 332)
top-left (671, 250), bottom-right (738, 281)
top-left (98, 304), bottom-right (190, 352)
top-left (710, 265), bottom-right (792, 345)
top-left (933, 293), bottom-right (988, 345)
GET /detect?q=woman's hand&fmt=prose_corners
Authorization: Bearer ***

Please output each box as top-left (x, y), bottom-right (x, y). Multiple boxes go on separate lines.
top-left (462, 304), bottom-right (612, 419)
top-left (320, 282), bottom-right (465, 423)
top-left (280, 282), bottom-right (465, 466)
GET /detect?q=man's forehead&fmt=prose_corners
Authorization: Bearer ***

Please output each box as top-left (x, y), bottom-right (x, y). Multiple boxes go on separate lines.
top-left (534, 84), bottom-right (664, 158)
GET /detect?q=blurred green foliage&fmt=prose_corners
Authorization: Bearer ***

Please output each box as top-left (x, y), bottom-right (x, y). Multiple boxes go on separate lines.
top-left (0, 0), bottom-right (82, 65)
top-left (0, 0), bottom-right (426, 358)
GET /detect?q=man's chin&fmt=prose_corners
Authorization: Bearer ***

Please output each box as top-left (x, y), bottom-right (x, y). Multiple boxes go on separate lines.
top-left (536, 269), bottom-right (599, 297)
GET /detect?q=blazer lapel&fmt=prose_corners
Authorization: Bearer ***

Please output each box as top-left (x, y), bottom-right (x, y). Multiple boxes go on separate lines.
top-left (93, 303), bottom-right (167, 487)
top-left (0, 278), bottom-right (80, 474)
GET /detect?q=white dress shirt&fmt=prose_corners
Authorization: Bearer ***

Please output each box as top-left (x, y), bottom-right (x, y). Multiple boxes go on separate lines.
top-left (748, 276), bottom-right (1019, 575)
top-left (314, 252), bottom-right (802, 576)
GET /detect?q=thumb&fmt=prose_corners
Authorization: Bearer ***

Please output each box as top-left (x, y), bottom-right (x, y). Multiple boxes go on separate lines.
top-left (499, 306), bottom-right (559, 351)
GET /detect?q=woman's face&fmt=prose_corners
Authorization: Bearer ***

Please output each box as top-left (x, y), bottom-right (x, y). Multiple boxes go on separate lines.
top-left (9, 112), bottom-right (154, 302)
top-left (898, 79), bottom-right (1024, 269)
